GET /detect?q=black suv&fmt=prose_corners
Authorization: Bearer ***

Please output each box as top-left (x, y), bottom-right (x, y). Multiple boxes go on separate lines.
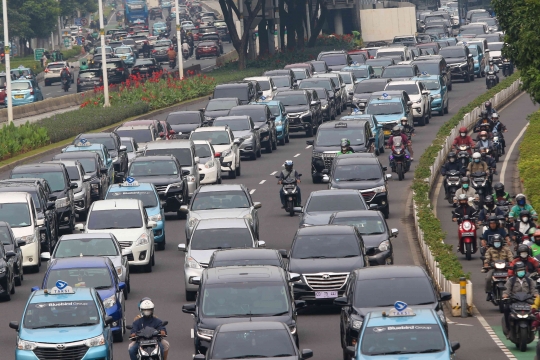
top-left (380, 64), bottom-right (421, 80)
top-left (166, 111), bottom-right (206, 139)
top-left (10, 163), bottom-right (77, 232)
top-left (0, 229), bottom-right (15, 300)
top-left (288, 225), bottom-right (368, 303)
top-left (317, 50), bottom-right (352, 71)
top-left (182, 266), bottom-right (304, 354)
top-left (0, 222), bottom-right (24, 287)
top-left (350, 79), bottom-right (391, 111)
top-left (325, 153), bottom-right (390, 218)
top-left (228, 105), bottom-right (277, 153)
top-left (76, 69), bottom-right (103, 93)
top-left (273, 90), bottom-right (321, 137)
top-left (412, 55), bottom-right (452, 90)
top-left (308, 87), bottom-right (335, 121)
top-left (127, 155), bottom-right (189, 216)
top-left (438, 45), bottom-right (475, 82)
top-left (202, 98), bottom-right (240, 124)
top-left (0, 179), bottom-right (57, 252)
top-left (298, 189), bottom-right (368, 226)
top-left (334, 266), bottom-right (452, 353)
top-left (213, 82), bottom-right (262, 105)
top-left (73, 132), bottom-right (128, 182)
top-left (263, 69), bottom-right (297, 87)
top-left (99, 58), bottom-right (129, 84)
top-left (298, 79), bottom-right (339, 114)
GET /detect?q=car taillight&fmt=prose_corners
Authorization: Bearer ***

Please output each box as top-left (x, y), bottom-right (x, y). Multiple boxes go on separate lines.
top-left (152, 49), bottom-right (157, 53)
top-left (30, 90), bottom-right (34, 95)
top-left (117, 68), bottom-right (124, 71)
top-left (100, 77), bottom-right (103, 82)
top-left (44, 69), bottom-right (49, 73)
top-left (215, 152), bottom-right (221, 157)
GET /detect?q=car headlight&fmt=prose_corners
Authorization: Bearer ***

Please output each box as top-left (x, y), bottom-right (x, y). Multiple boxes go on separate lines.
top-left (0, 267), bottom-right (5, 274)
top-left (197, 327), bottom-right (214, 340)
top-left (103, 294), bottom-right (117, 309)
top-left (371, 186), bottom-right (386, 193)
top-left (351, 319), bottom-right (363, 330)
top-left (242, 134), bottom-right (254, 141)
top-left (415, 99), bottom-right (421, 103)
top-left (149, 214), bottom-right (162, 222)
top-left (187, 256), bottom-right (201, 269)
top-left (166, 182), bottom-right (183, 192)
top-left (312, 152), bottom-right (322, 158)
top-left (494, 136), bottom-right (499, 142)
top-left (322, 104), bottom-right (328, 109)
top-left (19, 235), bottom-right (36, 244)
top-left (134, 233), bottom-right (149, 246)
top-left (56, 197), bottom-right (70, 208)
top-left (17, 338), bottom-right (37, 351)
top-left (116, 266), bottom-right (123, 277)
top-left (244, 214), bottom-right (252, 221)
top-left (432, 94), bottom-right (441, 99)
top-left (298, 111), bottom-right (310, 118)
top-left (204, 160), bottom-right (215, 169)
top-left (84, 334), bottom-right (106, 347)
top-left (378, 240), bottom-right (391, 252)
top-left (221, 149), bottom-right (232, 157)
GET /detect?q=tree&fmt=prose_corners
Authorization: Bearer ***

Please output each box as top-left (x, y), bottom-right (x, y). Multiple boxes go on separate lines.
top-left (306, 0), bottom-right (327, 47)
top-left (219, 0), bottom-right (264, 69)
top-left (492, 0), bottom-right (540, 102)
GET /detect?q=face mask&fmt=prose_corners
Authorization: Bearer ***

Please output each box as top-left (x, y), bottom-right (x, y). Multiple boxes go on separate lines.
top-left (142, 310), bottom-right (152, 316)
top-left (481, 136), bottom-right (487, 141)
top-left (474, 159), bottom-right (480, 163)
top-left (522, 217), bottom-right (529, 223)
top-left (449, 158), bottom-right (455, 163)
top-left (460, 132), bottom-right (466, 137)
top-left (520, 252), bottom-right (528, 259)
top-left (463, 184), bottom-right (469, 189)
top-left (517, 270), bottom-right (526, 278)
top-left (494, 241), bottom-right (501, 249)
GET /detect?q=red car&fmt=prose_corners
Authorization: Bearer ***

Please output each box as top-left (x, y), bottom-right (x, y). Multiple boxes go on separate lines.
top-left (195, 41), bottom-right (220, 59)
top-left (348, 49), bottom-right (370, 62)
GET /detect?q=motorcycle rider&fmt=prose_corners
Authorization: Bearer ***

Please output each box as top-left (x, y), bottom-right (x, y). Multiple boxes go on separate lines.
top-left (478, 196), bottom-right (506, 224)
top-left (60, 66), bottom-right (71, 90)
top-left (337, 138), bottom-right (355, 155)
top-left (493, 182), bottom-right (512, 203)
top-left (483, 233), bottom-right (513, 301)
top-left (511, 210), bottom-right (537, 245)
top-left (474, 111), bottom-right (494, 133)
top-left (453, 176), bottom-right (478, 205)
top-left (502, 261), bottom-right (538, 330)
top-left (182, 40), bottom-right (190, 59)
top-left (485, 101), bottom-right (497, 116)
top-left (509, 194), bottom-right (538, 221)
top-left (167, 46), bottom-right (177, 68)
top-left (441, 152), bottom-right (465, 199)
top-left (278, 160), bottom-right (301, 208)
top-left (508, 245), bottom-right (540, 276)
top-left (466, 152), bottom-right (489, 177)
top-left (400, 117), bottom-right (415, 158)
top-left (453, 193), bottom-right (477, 221)
top-left (452, 126), bottom-right (475, 154)
top-left (491, 113), bottom-right (507, 152)
top-left (484, 59), bottom-right (500, 87)
top-left (481, 215), bottom-right (510, 248)
top-left (531, 230), bottom-right (540, 258)
top-left (142, 40), bottom-right (151, 58)
top-left (386, 125), bottom-right (411, 158)
top-left (475, 131), bottom-right (494, 151)
top-left (129, 299), bottom-right (169, 360)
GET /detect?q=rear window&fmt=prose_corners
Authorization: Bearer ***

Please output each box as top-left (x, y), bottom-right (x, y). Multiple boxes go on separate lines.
top-left (79, 71), bottom-right (100, 79)
top-left (214, 86), bottom-right (248, 101)
top-left (166, 113), bottom-right (201, 125)
top-left (320, 54), bottom-right (347, 66)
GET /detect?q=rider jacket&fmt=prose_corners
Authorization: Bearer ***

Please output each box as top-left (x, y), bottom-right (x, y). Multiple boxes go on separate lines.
top-left (493, 191), bottom-right (511, 203)
top-left (493, 120), bottom-right (507, 135)
top-left (387, 133), bottom-right (408, 147)
top-left (130, 316), bottom-right (167, 337)
top-left (481, 227), bottom-right (508, 242)
top-left (474, 119), bottom-right (494, 132)
top-left (467, 161), bottom-right (489, 175)
top-left (484, 246), bottom-right (513, 265)
top-left (167, 49), bottom-right (177, 60)
top-left (60, 69), bottom-right (70, 80)
top-left (452, 135), bottom-right (475, 152)
top-left (508, 257), bottom-right (540, 277)
top-left (503, 276), bottom-right (538, 299)
top-left (478, 206), bottom-right (505, 222)
top-left (475, 138), bottom-right (494, 150)
top-left (453, 187), bottom-right (477, 202)
top-left (453, 204), bottom-right (476, 219)
top-left (509, 204), bottom-right (538, 219)
top-left (279, 169), bottom-right (301, 182)
top-left (440, 161), bottom-right (465, 176)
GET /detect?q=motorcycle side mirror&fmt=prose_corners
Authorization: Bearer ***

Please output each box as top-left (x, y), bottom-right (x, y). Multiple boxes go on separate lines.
top-left (275, 175), bottom-right (280, 179)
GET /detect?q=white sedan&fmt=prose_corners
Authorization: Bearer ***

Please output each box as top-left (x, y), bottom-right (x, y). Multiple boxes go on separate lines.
top-left (193, 140), bottom-right (222, 184)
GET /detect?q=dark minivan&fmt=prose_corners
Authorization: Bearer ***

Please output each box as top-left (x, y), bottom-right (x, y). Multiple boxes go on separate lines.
top-left (76, 69), bottom-right (103, 93)
top-left (166, 111), bottom-right (205, 139)
top-left (213, 82), bottom-right (261, 105)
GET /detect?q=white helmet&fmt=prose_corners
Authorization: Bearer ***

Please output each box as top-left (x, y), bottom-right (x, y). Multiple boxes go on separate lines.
top-left (140, 299), bottom-right (154, 317)
top-left (472, 152), bottom-right (481, 160)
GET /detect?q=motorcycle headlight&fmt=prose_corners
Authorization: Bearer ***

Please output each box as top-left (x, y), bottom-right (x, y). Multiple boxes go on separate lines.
top-left (495, 262), bottom-right (506, 269)
top-left (197, 328), bottom-right (214, 340)
top-left (149, 214), bottom-right (162, 222)
top-left (494, 136), bottom-right (499, 141)
top-left (187, 256), bottom-right (201, 269)
top-left (517, 314), bottom-right (528, 319)
top-left (56, 197), bottom-right (70, 208)
top-left (351, 319), bottom-right (363, 330)
top-left (463, 222), bottom-right (472, 231)
top-left (134, 233), bottom-right (149, 246)
top-left (103, 294), bottom-right (117, 309)
top-left (378, 240), bottom-right (390, 252)
top-left (19, 235), bottom-right (37, 244)
top-left (84, 334), bottom-right (106, 347)
top-left (221, 149), bottom-right (232, 157)
top-left (17, 338), bottom-right (37, 351)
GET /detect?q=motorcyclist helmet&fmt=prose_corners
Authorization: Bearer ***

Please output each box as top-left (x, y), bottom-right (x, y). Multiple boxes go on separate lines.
top-left (534, 229), bottom-right (540, 245)
top-left (520, 210), bottom-right (530, 223)
top-left (485, 101), bottom-right (492, 112)
top-left (392, 125), bottom-right (401, 136)
top-left (516, 193), bottom-right (526, 207)
top-left (458, 193), bottom-right (468, 206)
top-left (518, 244), bottom-right (530, 260)
top-left (488, 215), bottom-right (498, 229)
top-left (484, 195), bottom-right (495, 210)
top-left (479, 147), bottom-right (487, 158)
top-left (494, 182), bottom-right (505, 195)
top-left (400, 117), bottom-right (408, 126)
top-left (488, 60), bottom-right (494, 66)
top-left (448, 151), bottom-right (456, 163)
top-left (492, 112), bottom-right (499, 120)
top-left (340, 138), bottom-right (350, 152)
top-left (514, 261), bottom-right (527, 278)
top-left (461, 176), bottom-right (469, 189)
top-left (472, 152), bottom-right (481, 163)
top-left (491, 234), bottom-right (502, 249)
top-left (479, 131), bottom-right (488, 141)
top-left (139, 299), bottom-right (154, 318)
top-left (284, 160), bottom-right (293, 172)
top-left (459, 126), bottom-right (467, 137)
top-left (481, 109), bottom-right (488, 119)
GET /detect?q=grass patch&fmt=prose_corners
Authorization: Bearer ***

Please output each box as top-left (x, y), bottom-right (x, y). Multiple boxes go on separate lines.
top-left (518, 110), bottom-right (540, 211)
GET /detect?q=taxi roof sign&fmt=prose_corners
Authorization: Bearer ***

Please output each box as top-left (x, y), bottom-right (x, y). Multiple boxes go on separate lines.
top-left (121, 177), bottom-right (139, 187)
top-left (379, 92), bottom-right (392, 100)
top-left (76, 138), bottom-right (91, 147)
top-left (49, 280), bottom-right (75, 295)
top-left (420, 72), bottom-right (430, 76)
top-left (383, 301), bottom-right (415, 317)
top-left (335, 122), bottom-right (347, 128)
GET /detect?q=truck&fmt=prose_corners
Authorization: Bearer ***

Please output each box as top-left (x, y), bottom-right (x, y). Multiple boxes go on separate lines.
top-left (124, 0), bottom-right (149, 26)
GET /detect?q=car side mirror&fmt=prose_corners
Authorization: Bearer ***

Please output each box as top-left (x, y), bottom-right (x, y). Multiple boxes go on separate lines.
top-left (407, 101), bottom-right (413, 106)
top-left (348, 91), bottom-right (353, 96)
top-left (422, 90), bottom-right (429, 95)
top-left (194, 156), bottom-right (200, 164)
top-left (9, 321), bottom-right (19, 331)
top-left (385, 174), bottom-right (392, 180)
top-left (301, 349), bottom-right (313, 359)
top-left (289, 273), bottom-right (302, 282)
top-left (346, 346), bottom-right (356, 357)
top-left (70, 182), bottom-right (78, 190)
top-left (194, 355), bottom-right (205, 360)
top-left (101, 167), bottom-right (108, 174)
top-left (75, 223), bottom-right (84, 231)
top-left (122, 248), bottom-right (132, 257)
top-left (6, 250), bottom-right (16, 258)
top-left (182, 303), bottom-right (197, 313)
top-left (48, 195), bottom-right (57, 202)
top-left (179, 205), bottom-right (189, 213)
top-left (119, 145), bottom-right (127, 152)
top-left (105, 316), bottom-right (114, 325)
top-left (295, 300), bottom-right (307, 309)
top-left (40, 252), bottom-right (51, 260)
top-left (451, 342), bottom-right (460, 352)
top-left (256, 240), bottom-right (266, 247)
top-left (306, 140), bottom-right (314, 146)
top-left (257, 90), bottom-right (263, 96)
top-left (178, 243), bottom-right (187, 252)
top-left (321, 175), bottom-right (330, 183)
top-left (468, 54), bottom-right (473, 58)
top-left (118, 282), bottom-right (126, 291)
top-left (17, 240), bottom-right (26, 247)
top-left (253, 202), bottom-right (262, 209)
top-left (36, 219), bottom-right (45, 227)
top-left (31, 286), bottom-right (40, 292)
top-left (369, 204), bottom-right (378, 210)
top-left (181, 170), bottom-right (191, 176)
top-left (293, 206), bottom-right (303, 213)
top-left (440, 291), bottom-right (452, 302)
top-left (233, 138), bottom-right (241, 145)
top-left (189, 276), bottom-right (201, 285)
top-left (278, 249), bottom-right (288, 258)
top-left (147, 220), bottom-right (157, 229)
top-left (254, 126), bottom-right (260, 130)
top-left (83, 174), bottom-right (92, 182)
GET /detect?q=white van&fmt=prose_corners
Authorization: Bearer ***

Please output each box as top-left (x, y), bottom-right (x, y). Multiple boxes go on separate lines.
top-left (376, 46), bottom-right (412, 61)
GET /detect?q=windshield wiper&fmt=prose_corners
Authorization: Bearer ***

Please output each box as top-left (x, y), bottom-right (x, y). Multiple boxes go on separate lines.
top-left (270, 311), bottom-right (289, 316)
top-left (94, 286), bottom-right (112, 289)
top-left (272, 355), bottom-right (295, 357)
top-left (342, 254), bottom-right (359, 258)
top-left (413, 301), bottom-right (435, 305)
top-left (414, 349), bottom-right (444, 353)
top-left (369, 351), bottom-right (408, 355)
top-left (225, 356), bottom-right (269, 359)
top-left (30, 323), bottom-right (95, 329)
top-left (299, 256), bottom-right (328, 259)
top-left (361, 232), bottom-right (384, 235)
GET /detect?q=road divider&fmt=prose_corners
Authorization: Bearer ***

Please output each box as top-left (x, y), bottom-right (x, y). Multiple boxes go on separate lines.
top-left (518, 110), bottom-right (540, 213)
top-left (216, 50), bottom-right (239, 67)
top-left (411, 72), bottom-right (521, 315)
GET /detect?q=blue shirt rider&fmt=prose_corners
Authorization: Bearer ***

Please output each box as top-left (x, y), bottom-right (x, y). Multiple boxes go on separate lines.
top-left (129, 299), bottom-right (169, 360)
top-left (278, 160), bottom-right (301, 208)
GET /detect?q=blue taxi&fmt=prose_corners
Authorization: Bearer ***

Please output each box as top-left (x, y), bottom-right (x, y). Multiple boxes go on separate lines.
top-left (251, 100), bottom-right (290, 145)
top-left (10, 282), bottom-right (114, 360)
top-left (467, 44), bottom-right (485, 78)
top-left (346, 302), bottom-right (460, 360)
top-left (9, 79), bottom-right (43, 106)
top-left (365, 93), bottom-right (410, 138)
top-left (341, 113), bottom-right (385, 155)
top-left (62, 139), bottom-right (115, 186)
top-left (340, 65), bottom-right (375, 83)
top-left (32, 257), bottom-right (126, 343)
top-left (152, 22), bottom-right (167, 36)
top-left (412, 74), bottom-right (449, 116)
top-left (114, 46), bottom-right (135, 67)
top-left (105, 178), bottom-right (166, 249)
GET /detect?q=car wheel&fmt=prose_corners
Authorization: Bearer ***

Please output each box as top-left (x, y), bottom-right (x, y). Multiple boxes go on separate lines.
top-left (10, 276), bottom-right (15, 294)
top-left (306, 124), bottom-right (314, 137)
top-left (2, 288), bottom-right (11, 301)
top-left (444, 100), bottom-right (449, 114)
top-left (471, 72), bottom-right (475, 81)
top-left (236, 161), bottom-right (241, 176)
top-left (143, 258), bottom-right (152, 273)
top-left (265, 140), bottom-right (272, 153)
top-left (383, 206), bottom-right (389, 219)
top-left (416, 116), bottom-right (426, 127)
top-left (229, 168), bottom-right (237, 179)
top-left (271, 134), bottom-right (277, 150)
top-left (465, 74), bottom-right (470, 83)
top-left (425, 113), bottom-right (430, 124)
top-left (15, 267), bottom-right (22, 286)
top-left (156, 241), bottom-right (165, 250)
top-left (113, 312), bottom-right (125, 342)
top-left (256, 144), bottom-right (262, 157)
top-left (285, 130), bottom-right (290, 143)
top-left (196, 55), bottom-right (200, 60)
top-left (151, 251), bottom-right (155, 266)
top-left (279, 137), bottom-right (285, 146)
top-left (186, 290), bottom-right (196, 301)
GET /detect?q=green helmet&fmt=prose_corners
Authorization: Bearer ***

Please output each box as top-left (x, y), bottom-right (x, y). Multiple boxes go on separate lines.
top-left (340, 138), bottom-right (350, 147)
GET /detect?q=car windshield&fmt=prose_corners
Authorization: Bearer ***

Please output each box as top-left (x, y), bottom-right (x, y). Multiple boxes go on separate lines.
top-left (194, 144), bottom-right (212, 159)
top-left (366, 102), bottom-right (403, 115)
top-left (312, 89), bottom-right (327, 99)
top-left (11, 82), bottom-right (31, 90)
top-left (273, 94), bottom-right (307, 106)
top-left (87, 209), bottom-right (143, 229)
top-left (271, 76), bottom-right (291, 88)
top-left (106, 190), bottom-right (158, 208)
top-left (191, 130), bottom-right (230, 145)
top-left (65, 166), bottom-right (80, 181)
top-left (206, 100), bottom-right (237, 111)
top-left (377, 51), bottom-right (404, 58)
top-left (333, 164), bottom-right (382, 181)
top-left (439, 48), bottom-right (466, 58)
top-left (292, 69), bottom-right (308, 80)
top-left (489, 43), bottom-right (504, 51)
top-left (385, 84), bottom-right (419, 95)
top-left (354, 81), bottom-right (386, 94)
top-left (47, 63), bottom-right (65, 69)
top-left (202, 283), bottom-right (289, 316)
top-left (214, 119), bottom-right (251, 131)
top-left (12, 171), bottom-right (65, 192)
top-left (421, 80), bottom-right (441, 90)
top-left (121, 140), bottom-right (134, 152)
top-left (354, 277), bottom-right (436, 307)
top-left (116, 129), bottom-right (153, 143)
top-left (211, 329), bottom-right (295, 359)
top-left (192, 190), bottom-right (250, 210)
top-left (340, 73), bottom-right (353, 84)
top-left (115, 48), bottom-right (131, 54)
top-left (316, 129), bottom-right (364, 146)
top-left (361, 324), bottom-right (445, 356)
top-left (367, 59), bottom-right (393, 66)
top-left (0, 203), bottom-right (31, 228)
top-left (349, 68), bottom-right (368, 78)
top-left (214, 87), bottom-right (248, 101)
top-left (167, 112), bottom-right (200, 125)
top-left (311, 62), bottom-right (327, 72)
top-left (54, 238), bottom-right (119, 258)
top-left (414, 62), bottom-right (441, 75)
top-left (23, 301), bottom-right (100, 329)
top-left (46, 267), bottom-right (112, 289)
top-left (291, 234), bottom-right (361, 259)
top-left (382, 67), bottom-right (414, 78)
top-left (299, 80), bottom-right (332, 91)
top-left (306, 194), bottom-right (366, 212)
top-left (267, 105), bottom-right (281, 116)
top-left (129, 160), bottom-right (179, 177)
top-left (155, 40), bottom-right (171, 47)
top-left (191, 228), bottom-right (253, 250)
top-left (460, 27), bottom-right (484, 35)
top-left (331, 215), bottom-right (386, 235)
top-left (350, 54), bottom-right (366, 64)
top-left (84, 137), bottom-right (115, 151)
top-left (320, 54), bottom-right (347, 66)
top-left (256, 80), bottom-right (270, 91)
top-left (229, 108), bottom-right (269, 123)
top-left (79, 71), bottom-right (100, 79)
top-left (212, 258), bottom-right (281, 268)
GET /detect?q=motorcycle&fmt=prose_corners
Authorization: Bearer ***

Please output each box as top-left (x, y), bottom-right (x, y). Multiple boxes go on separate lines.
top-left (492, 135), bottom-right (503, 160)
top-left (182, 48), bottom-right (189, 60)
top-left (484, 260), bottom-right (510, 313)
top-left (486, 70), bottom-right (498, 90)
top-left (453, 212), bottom-right (477, 260)
top-left (169, 59), bottom-right (176, 69)
top-left (389, 136), bottom-right (410, 181)
top-left (470, 171), bottom-right (489, 208)
top-left (512, 227), bottom-right (537, 249)
top-left (456, 144), bottom-right (471, 169)
top-left (502, 292), bottom-right (536, 352)
top-left (126, 321), bottom-right (168, 360)
top-left (445, 170), bottom-right (462, 205)
top-left (276, 174), bottom-right (302, 216)
top-left (502, 60), bottom-right (514, 77)
top-left (61, 78), bottom-right (70, 92)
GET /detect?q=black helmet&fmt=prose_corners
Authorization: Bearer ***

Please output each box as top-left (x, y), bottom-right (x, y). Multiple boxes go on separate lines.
top-left (485, 101), bottom-right (492, 111)
top-left (520, 210), bottom-right (530, 221)
top-left (481, 109), bottom-right (488, 118)
top-left (491, 234), bottom-right (503, 248)
top-left (484, 195), bottom-right (494, 208)
top-left (488, 215), bottom-right (498, 228)
top-left (494, 182), bottom-right (505, 194)
top-left (518, 244), bottom-right (530, 260)
top-left (460, 176), bottom-right (469, 184)
top-left (513, 260), bottom-right (526, 273)
top-left (447, 151), bottom-right (456, 161)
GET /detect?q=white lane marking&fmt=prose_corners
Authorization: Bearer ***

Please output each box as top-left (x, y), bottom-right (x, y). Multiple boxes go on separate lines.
top-left (293, 153), bottom-right (301, 158)
top-left (306, 145), bottom-right (312, 149)
top-left (259, 180), bottom-right (266, 184)
top-left (474, 307), bottom-right (516, 359)
top-left (270, 171), bottom-right (277, 175)
top-left (191, 329), bottom-right (194, 339)
top-left (499, 123), bottom-right (529, 184)
top-left (250, 189), bottom-right (256, 194)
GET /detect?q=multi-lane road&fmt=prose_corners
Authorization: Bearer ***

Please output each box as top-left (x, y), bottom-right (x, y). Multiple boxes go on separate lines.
top-left (0, 69), bottom-right (533, 359)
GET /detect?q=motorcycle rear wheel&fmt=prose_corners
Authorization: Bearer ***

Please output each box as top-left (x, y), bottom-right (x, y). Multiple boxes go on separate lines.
top-left (465, 242), bottom-right (472, 260)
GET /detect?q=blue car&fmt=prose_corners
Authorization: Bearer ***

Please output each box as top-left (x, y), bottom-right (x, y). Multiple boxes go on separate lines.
top-left (62, 141), bottom-right (115, 186)
top-left (365, 93), bottom-right (412, 138)
top-left (251, 100), bottom-right (290, 145)
top-left (114, 46), bottom-right (135, 67)
top-left (153, 22), bottom-right (167, 36)
top-left (9, 80), bottom-right (43, 106)
top-left (341, 113), bottom-right (385, 155)
top-left (161, 1), bottom-right (172, 9)
top-left (346, 302), bottom-right (460, 360)
top-left (105, 180), bottom-right (166, 248)
top-left (340, 65), bottom-right (376, 83)
top-left (412, 74), bottom-right (449, 116)
top-left (467, 44), bottom-right (485, 78)
top-left (10, 285), bottom-right (114, 360)
top-left (33, 257), bottom-right (126, 342)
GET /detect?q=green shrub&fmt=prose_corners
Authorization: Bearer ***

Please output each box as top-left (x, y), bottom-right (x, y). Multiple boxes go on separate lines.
top-left (0, 122), bottom-right (49, 159)
top-left (518, 111), bottom-right (540, 212)
top-left (412, 72), bottom-right (521, 282)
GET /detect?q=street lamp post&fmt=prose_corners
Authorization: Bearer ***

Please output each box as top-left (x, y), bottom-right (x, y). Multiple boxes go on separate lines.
top-left (2, 0), bottom-right (12, 124)
top-left (175, 0), bottom-right (183, 78)
top-left (98, 0), bottom-right (110, 107)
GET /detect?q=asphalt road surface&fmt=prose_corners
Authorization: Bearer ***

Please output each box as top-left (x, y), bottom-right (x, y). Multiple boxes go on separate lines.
top-left (0, 71), bottom-right (526, 359)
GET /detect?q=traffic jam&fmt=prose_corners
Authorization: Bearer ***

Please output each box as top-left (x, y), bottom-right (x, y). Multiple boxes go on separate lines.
top-left (1, 3), bottom-right (532, 360)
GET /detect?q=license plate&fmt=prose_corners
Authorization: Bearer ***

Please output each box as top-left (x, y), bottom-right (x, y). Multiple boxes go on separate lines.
top-left (121, 56), bottom-right (126, 59)
top-left (139, 340), bottom-right (157, 345)
top-left (461, 232), bottom-right (475, 236)
top-left (14, 94), bottom-right (24, 99)
top-left (383, 130), bottom-right (391, 135)
top-left (493, 272), bottom-right (507, 277)
top-left (315, 291), bottom-right (338, 299)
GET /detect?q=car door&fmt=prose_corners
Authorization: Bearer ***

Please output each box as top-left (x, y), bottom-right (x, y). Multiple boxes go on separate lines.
top-left (310, 90), bottom-right (322, 124)
top-left (79, 164), bottom-right (91, 205)
top-left (247, 188), bottom-right (260, 238)
top-left (229, 129), bottom-right (240, 164)
top-left (372, 116), bottom-right (384, 151)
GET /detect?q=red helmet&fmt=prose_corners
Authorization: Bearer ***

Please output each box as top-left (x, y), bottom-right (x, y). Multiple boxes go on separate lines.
top-left (459, 126), bottom-right (467, 133)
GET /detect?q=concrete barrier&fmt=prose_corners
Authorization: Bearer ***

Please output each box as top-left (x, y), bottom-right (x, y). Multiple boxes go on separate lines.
top-left (216, 49), bottom-right (238, 67)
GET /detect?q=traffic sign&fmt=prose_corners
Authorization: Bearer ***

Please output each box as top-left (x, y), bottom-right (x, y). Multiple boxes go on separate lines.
top-left (63, 37), bottom-right (71, 48)
top-left (74, 17), bottom-right (82, 26)
top-left (34, 48), bottom-right (45, 61)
